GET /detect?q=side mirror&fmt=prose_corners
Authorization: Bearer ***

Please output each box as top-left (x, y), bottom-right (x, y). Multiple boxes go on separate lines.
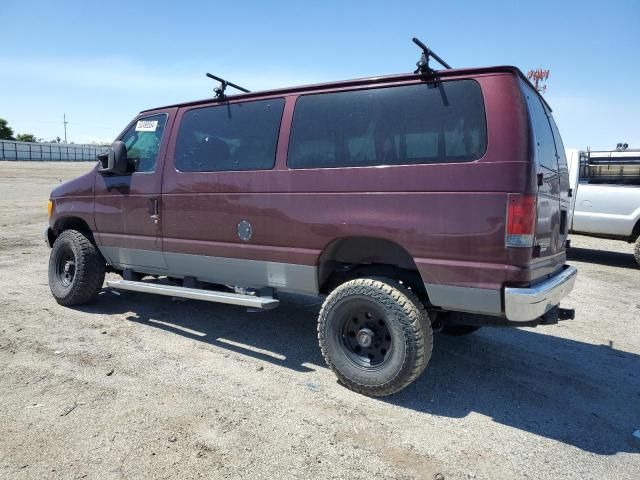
top-left (98, 141), bottom-right (128, 175)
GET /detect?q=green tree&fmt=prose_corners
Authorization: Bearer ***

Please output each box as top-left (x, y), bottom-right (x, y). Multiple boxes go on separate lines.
top-left (16, 133), bottom-right (37, 142)
top-left (0, 118), bottom-right (15, 140)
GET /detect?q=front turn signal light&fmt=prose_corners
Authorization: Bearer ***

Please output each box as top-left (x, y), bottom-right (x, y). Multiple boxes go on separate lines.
top-left (47, 200), bottom-right (53, 218)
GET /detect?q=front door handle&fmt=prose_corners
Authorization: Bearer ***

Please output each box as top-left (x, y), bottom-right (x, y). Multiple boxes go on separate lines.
top-left (149, 198), bottom-right (159, 224)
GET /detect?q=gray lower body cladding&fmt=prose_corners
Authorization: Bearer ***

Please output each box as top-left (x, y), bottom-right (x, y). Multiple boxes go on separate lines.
top-left (425, 265), bottom-right (577, 323)
top-left (98, 246), bottom-right (319, 296)
top-left (98, 247), bottom-right (575, 322)
top-left (423, 283), bottom-right (503, 317)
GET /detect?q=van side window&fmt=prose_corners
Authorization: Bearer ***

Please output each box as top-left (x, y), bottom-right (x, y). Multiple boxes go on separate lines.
top-left (522, 87), bottom-right (558, 172)
top-left (175, 99), bottom-right (285, 172)
top-left (120, 114), bottom-right (167, 173)
top-left (287, 80), bottom-right (486, 169)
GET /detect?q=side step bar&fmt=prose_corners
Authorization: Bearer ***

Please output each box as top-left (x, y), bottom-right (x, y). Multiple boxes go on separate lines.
top-left (106, 280), bottom-right (280, 310)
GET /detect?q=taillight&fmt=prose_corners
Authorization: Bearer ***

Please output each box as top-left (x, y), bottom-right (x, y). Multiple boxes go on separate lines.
top-left (505, 194), bottom-right (536, 247)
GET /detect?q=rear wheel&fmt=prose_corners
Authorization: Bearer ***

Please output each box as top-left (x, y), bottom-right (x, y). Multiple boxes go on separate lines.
top-left (634, 237), bottom-right (640, 267)
top-left (318, 277), bottom-right (432, 397)
top-left (48, 229), bottom-right (106, 306)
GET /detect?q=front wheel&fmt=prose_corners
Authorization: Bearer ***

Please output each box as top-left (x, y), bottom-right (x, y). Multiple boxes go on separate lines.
top-left (318, 277), bottom-right (432, 397)
top-left (634, 236), bottom-right (640, 267)
top-left (48, 229), bottom-right (106, 306)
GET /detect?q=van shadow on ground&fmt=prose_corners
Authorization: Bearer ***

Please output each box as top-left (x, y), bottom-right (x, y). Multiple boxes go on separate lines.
top-left (78, 289), bottom-right (640, 456)
top-left (567, 246), bottom-right (638, 269)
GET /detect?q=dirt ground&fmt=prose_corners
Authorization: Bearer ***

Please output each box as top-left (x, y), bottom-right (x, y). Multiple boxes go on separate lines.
top-left (0, 161), bottom-right (638, 480)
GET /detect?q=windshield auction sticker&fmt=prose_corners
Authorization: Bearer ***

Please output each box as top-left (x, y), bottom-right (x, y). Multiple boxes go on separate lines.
top-left (135, 120), bottom-right (159, 132)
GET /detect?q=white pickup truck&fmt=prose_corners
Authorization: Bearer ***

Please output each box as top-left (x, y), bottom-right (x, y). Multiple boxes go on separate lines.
top-left (566, 148), bottom-right (640, 266)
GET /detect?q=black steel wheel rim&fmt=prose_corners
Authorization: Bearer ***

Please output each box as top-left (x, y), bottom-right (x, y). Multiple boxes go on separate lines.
top-left (338, 301), bottom-right (394, 370)
top-left (55, 246), bottom-right (76, 288)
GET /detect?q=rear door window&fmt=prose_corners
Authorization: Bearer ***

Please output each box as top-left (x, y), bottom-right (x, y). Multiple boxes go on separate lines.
top-left (175, 98), bottom-right (285, 172)
top-left (522, 86), bottom-right (558, 172)
top-left (287, 79), bottom-right (487, 169)
top-left (548, 115), bottom-right (567, 167)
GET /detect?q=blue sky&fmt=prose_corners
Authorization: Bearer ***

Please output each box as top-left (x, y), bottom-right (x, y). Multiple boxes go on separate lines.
top-left (1, 0), bottom-right (638, 149)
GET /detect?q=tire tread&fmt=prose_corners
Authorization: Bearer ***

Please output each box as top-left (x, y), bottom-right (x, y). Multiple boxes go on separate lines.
top-left (318, 277), bottom-right (433, 397)
top-left (49, 229), bottom-right (105, 306)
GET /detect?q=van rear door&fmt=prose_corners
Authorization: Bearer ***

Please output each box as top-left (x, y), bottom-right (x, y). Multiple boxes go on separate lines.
top-left (564, 148), bottom-right (581, 230)
top-left (548, 114), bottom-right (571, 244)
top-left (521, 82), bottom-right (568, 266)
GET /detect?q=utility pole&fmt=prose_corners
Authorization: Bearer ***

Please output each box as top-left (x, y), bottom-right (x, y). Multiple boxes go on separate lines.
top-left (63, 113), bottom-right (68, 144)
top-left (527, 68), bottom-right (550, 94)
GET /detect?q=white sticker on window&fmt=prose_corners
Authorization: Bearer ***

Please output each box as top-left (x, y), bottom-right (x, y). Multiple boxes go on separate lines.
top-left (135, 120), bottom-right (159, 132)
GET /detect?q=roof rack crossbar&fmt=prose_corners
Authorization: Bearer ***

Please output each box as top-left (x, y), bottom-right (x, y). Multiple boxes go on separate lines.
top-left (412, 37), bottom-right (452, 74)
top-left (206, 73), bottom-right (251, 99)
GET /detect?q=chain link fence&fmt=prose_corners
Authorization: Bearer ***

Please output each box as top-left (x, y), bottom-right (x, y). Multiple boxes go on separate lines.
top-left (0, 140), bottom-right (108, 161)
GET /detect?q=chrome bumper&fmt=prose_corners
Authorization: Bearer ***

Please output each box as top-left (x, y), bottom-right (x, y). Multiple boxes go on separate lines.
top-left (504, 265), bottom-right (577, 322)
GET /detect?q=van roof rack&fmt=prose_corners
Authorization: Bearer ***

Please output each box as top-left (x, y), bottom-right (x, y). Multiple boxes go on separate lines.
top-left (206, 73), bottom-right (251, 99)
top-left (412, 37), bottom-right (452, 74)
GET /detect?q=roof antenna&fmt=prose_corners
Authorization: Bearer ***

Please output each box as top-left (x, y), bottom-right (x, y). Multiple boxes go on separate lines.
top-left (206, 73), bottom-right (251, 99)
top-left (412, 37), bottom-right (452, 74)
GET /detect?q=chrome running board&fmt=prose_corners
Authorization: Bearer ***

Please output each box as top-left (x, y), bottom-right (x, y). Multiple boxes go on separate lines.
top-left (106, 280), bottom-right (279, 310)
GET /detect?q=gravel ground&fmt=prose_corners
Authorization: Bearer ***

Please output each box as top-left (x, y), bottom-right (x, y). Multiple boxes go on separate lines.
top-left (0, 161), bottom-right (639, 480)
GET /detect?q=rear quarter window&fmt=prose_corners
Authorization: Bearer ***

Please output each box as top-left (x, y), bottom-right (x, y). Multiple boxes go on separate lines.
top-left (287, 79), bottom-right (487, 169)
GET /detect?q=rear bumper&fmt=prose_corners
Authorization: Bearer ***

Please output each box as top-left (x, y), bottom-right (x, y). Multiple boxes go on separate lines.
top-left (504, 265), bottom-right (577, 322)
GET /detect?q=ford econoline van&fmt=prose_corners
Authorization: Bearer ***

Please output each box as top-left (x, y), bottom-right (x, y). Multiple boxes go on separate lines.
top-left (46, 62), bottom-right (576, 396)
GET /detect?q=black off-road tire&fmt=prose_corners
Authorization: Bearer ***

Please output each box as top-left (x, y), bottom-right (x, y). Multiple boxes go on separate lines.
top-left (634, 237), bottom-right (640, 267)
top-left (318, 277), bottom-right (432, 397)
top-left (441, 324), bottom-right (481, 336)
top-left (48, 229), bottom-right (106, 306)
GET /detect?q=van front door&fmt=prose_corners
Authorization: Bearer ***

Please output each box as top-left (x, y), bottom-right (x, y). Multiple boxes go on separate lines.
top-left (94, 110), bottom-right (175, 273)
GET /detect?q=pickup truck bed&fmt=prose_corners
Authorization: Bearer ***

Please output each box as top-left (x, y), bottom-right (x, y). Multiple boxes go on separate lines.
top-left (566, 148), bottom-right (640, 266)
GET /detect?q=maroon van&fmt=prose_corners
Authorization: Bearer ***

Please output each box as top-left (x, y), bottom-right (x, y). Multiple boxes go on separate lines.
top-left (45, 47), bottom-right (576, 396)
